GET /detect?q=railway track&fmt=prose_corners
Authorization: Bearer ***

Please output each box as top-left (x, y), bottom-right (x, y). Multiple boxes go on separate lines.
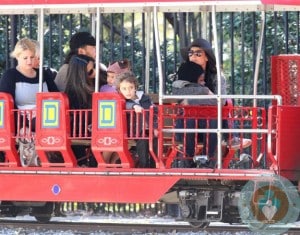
top-left (0, 218), bottom-right (300, 234)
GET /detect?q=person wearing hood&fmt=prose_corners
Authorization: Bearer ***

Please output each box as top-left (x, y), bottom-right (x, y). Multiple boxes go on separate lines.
top-left (172, 60), bottom-right (219, 168)
top-left (172, 61), bottom-right (215, 105)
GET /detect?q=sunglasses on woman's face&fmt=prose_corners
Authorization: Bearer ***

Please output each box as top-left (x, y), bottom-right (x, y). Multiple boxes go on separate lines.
top-left (188, 50), bottom-right (204, 57)
top-left (88, 68), bottom-right (94, 76)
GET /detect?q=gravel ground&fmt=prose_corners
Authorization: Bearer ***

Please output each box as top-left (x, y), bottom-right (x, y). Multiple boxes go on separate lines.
top-left (0, 214), bottom-right (298, 235)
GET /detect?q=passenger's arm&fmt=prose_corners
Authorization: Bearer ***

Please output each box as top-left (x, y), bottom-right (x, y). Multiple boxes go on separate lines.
top-left (44, 68), bottom-right (59, 92)
top-left (126, 100), bottom-right (143, 113)
top-left (173, 86), bottom-right (217, 105)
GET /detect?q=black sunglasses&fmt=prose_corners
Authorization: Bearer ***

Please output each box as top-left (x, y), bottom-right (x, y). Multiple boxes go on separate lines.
top-left (88, 68), bottom-right (94, 76)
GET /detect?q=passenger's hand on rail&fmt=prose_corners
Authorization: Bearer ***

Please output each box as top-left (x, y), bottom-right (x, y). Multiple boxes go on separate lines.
top-left (133, 104), bottom-right (143, 113)
top-left (208, 89), bottom-right (214, 95)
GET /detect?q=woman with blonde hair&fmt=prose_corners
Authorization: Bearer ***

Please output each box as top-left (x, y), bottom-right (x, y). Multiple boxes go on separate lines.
top-left (0, 38), bottom-right (58, 167)
top-left (0, 38), bottom-right (57, 111)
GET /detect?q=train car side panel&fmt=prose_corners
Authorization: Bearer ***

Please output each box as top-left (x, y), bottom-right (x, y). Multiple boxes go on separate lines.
top-left (276, 105), bottom-right (300, 181)
top-left (0, 173), bottom-right (179, 203)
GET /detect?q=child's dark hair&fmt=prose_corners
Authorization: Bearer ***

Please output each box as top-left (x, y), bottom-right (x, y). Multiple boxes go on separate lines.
top-left (116, 71), bottom-right (139, 90)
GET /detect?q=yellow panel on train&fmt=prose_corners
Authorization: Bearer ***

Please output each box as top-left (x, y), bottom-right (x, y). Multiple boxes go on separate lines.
top-left (0, 101), bottom-right (4, 128)
top-left (99, 100), bottom-right (116, 128)
top-left (42, 100), bottom-right (59, 128)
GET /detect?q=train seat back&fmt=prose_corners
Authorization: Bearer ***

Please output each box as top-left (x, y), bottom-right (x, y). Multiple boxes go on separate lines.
top-left (91, 92), bottom-right (135, 168)
top-left (35, 92), bottom-right (77, 167)
top-left (0, 92), bottom-right (20, 166)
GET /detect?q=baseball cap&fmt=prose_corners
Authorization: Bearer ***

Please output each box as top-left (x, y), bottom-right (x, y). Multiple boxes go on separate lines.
top-left (69, 32), bottom-right (96, 51)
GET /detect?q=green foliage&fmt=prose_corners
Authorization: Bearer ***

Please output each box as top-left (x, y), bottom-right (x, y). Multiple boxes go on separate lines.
top-left (0, 11), bottom-right (299, 97)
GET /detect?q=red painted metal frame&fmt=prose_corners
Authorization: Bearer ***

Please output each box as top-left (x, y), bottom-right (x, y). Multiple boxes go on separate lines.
top-left (271, 55), bottom-right (300, 106)
top-left (0, 168), bottom-right (274, 203)
top-left (1, 0), bottom-right (298, 6)
top-left (158, 104), bottom-right (269, 169)
top-left (269, 55), bottom-right (300, 180)
top-left (262, 0), bottom-right (300, 5)
top-left (0, 91), bottom-right (283, 203)
top-left (0, 0), bottom-right (298, 208)
top-left (1, 0), bottom-right (298, 5)
top-left (0, 93), bottom-right (20, 167)
top-left (0, 0), bottom-right (262, 5)
top-left (274, 106), bottom-right (300, 181)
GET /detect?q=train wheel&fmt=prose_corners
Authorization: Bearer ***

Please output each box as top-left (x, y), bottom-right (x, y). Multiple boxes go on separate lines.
top-left (32, 202), bottom-right (54, 223)
top-left (189, 221), bottom-right (209, 229)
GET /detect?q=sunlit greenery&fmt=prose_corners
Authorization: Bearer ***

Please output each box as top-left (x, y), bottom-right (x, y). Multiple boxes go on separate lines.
top-left (0, 11), bottom-right (299, 96)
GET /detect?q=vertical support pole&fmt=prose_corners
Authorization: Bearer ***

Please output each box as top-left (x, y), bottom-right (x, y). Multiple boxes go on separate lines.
top-left (145, 7), bottom-right (152, 93)
top-left (38, 8), bottom-right (45, 93)
top-left (212, 5), bottom-right (222, 169)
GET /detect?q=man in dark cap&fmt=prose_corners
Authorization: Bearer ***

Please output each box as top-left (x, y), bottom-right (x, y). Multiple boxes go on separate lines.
top-left (69, 31), bottom-right (96, 53)
top-left (55, 31), bottom-right (106, 91)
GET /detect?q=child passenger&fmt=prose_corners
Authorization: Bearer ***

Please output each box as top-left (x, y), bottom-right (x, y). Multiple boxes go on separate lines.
top-left (172, 61), bottom-right (215, 105)
top-left (100, 59), bottom-right (131, 92)
top-left (99, 60), bottom-right (131, 164)
top-left (172, 61), bottom-right (217, 168)
top-left (116, 71), bottom-right (158, 168)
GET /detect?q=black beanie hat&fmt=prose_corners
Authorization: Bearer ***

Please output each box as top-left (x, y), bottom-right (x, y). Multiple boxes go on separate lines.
top-left (180, 38), bottom-right (215, 62)
top-left (177, 61), bottom-right (204, 83)
top-left (69, 32), bottom-right (96, 51)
